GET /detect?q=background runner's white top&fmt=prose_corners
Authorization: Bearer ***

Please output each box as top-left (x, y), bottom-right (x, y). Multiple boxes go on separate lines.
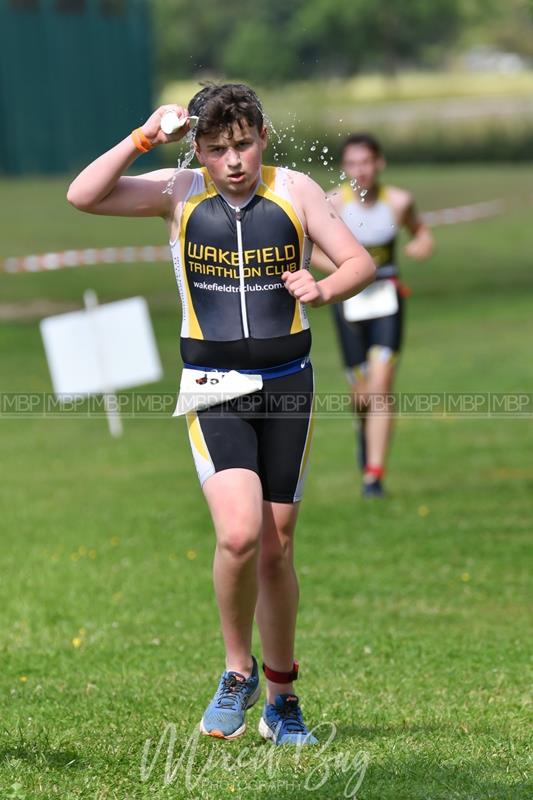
top-left (339, 184), bottom-right (397, 279)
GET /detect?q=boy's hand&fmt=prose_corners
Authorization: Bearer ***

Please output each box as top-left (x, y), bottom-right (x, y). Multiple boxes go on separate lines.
top-left (140, 105), bottom-right (191, 147)
top-left (282, 270), bottom-right (328, 307)
top-left (404, 238), bottom-right (429, 260)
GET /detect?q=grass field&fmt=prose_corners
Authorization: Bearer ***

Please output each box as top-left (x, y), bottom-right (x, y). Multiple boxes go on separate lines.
top-left (161, 74), bottom-right (533, 156)
top-left (162, 72), bottom-right (533, 116)
top-left (0, 164), bottom-right (532, 799)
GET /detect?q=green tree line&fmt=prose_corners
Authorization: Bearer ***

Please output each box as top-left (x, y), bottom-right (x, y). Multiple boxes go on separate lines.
top-left (151, 0), bottom-right (533, 87)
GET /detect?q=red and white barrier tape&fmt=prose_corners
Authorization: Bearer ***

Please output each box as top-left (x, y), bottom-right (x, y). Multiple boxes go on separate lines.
top-left (1, 199), bottom-right (505, 274)
top-left (421, 199), bottom-right (505, 226)
top-left (1, 245), bottom-right (171, 274)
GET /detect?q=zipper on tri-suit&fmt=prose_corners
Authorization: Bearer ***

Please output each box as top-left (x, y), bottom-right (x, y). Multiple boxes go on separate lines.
top-left (235, 207), bottom-right (250, 338)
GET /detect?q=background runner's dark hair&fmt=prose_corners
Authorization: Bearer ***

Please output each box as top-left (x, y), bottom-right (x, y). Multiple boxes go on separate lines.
top-left (341, 133), bottom-right (383, 158)
top-left (188, 83), bottom-right (264, 139)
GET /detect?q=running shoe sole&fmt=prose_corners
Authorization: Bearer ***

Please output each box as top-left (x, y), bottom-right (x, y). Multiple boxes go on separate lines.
top-left (258, 715), bottom-right (275, 742)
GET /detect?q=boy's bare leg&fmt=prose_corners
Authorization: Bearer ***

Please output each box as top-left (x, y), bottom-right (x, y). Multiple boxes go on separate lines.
top-left (203, 468), bottom-right (264, 676)
top-left (354, 360), bottom-right (396, 476)
top-left (255, 500), bottom-right (300, 703)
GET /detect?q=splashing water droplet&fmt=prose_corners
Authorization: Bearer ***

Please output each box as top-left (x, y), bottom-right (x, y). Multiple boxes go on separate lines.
top-left (292, 162), bottom-right (296, 167)
top-left (340, 171), bottom-right (346, 180)
top-left (162, 129), bottom-right (197, 195)
top-left (322, 146), bottom-right (329, 154)
top-left (310, 145), bottom-right (316, 152)
top-left (360, 188), bottom-right (368, 197)
top-left (263, 112), bottom-right (282, 144)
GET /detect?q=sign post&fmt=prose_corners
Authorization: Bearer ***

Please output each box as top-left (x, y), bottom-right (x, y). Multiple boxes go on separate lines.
top-left (40, 292), bottom-right (163, 437)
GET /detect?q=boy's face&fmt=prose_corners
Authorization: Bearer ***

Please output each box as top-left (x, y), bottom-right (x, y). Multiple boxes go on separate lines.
top-left (195, 120), bottom-right (267, 201)
top-left (342, 144), bottom-right (384, 191)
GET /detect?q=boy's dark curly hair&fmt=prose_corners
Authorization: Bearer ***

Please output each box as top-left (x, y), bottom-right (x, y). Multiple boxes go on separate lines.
top-left (188, 83), bottom-right (264, 139)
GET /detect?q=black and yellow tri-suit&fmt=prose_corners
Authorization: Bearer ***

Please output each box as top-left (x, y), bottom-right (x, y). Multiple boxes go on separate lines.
top-left (170, 166), bottom-right (314, 502)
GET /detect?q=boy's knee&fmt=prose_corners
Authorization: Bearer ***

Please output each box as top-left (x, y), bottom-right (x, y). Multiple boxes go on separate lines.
top-left (218, 532), bottom-right (259, 560)
top-left (217, 514), bottom-right (261, 559)
top-left (357, 375), bottom-right (394, 408)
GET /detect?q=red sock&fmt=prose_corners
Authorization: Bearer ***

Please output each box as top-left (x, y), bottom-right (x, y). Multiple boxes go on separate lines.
top-left (365, 465), bottom-right (384, 480)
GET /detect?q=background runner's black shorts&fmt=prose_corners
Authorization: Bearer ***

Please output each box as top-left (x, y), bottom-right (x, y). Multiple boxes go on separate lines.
top-left (185, 366), bottom-right (314, 503)
top-left (330, 288), bottom-right (404, 370)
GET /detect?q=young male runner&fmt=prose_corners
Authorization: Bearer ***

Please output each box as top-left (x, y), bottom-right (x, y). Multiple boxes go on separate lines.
top-left (67, 84), bottom-right (375, 744)
top-left (312, 134), bottom-right (434, 497)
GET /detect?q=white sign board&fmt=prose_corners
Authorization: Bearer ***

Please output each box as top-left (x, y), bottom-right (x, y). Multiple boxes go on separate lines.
top-left (40, 296), bottom-right (163, 397)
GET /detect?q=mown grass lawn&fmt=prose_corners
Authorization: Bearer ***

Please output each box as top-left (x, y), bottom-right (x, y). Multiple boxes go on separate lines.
top-left (160, 75), bottom-right (533, 160)
top-left (0, 165), bottom-right (531, 799)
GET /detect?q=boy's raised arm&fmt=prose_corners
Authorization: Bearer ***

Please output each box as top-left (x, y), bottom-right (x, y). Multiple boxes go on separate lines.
top-left (67, 104), bottom-right (192, 218)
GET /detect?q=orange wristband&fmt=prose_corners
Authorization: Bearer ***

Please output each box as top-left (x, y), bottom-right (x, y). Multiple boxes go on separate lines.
top-left (131, 128), bottom-right (153, 153)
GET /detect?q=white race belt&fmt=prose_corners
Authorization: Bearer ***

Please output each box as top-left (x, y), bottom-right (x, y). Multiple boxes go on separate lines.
top-left (343, 279), bottom-right (399, 322)
top-left (173, 368), bottom-right (263, 416)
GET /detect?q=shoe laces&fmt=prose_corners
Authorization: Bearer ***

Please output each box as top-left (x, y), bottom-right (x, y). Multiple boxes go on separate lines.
top-left (215, 673), bottom-right (248, 710)
top-left (277, 698), bottom-right (306, 734)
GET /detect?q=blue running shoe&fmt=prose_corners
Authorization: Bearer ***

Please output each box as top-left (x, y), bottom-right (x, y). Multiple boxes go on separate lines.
top-left (258, 694), bottom-right (318, 745)
top-left (200, 656), bottom-right (260, 739)
top-left (362, 478), bottom-right (385, 498)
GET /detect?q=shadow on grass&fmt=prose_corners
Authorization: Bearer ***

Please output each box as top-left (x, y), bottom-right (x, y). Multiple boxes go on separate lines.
top-left (0, 745), bottom-right (83, 770)
top-left (212, 755), bottom-right (530, 800)
top-left (331, 721), bottom-right (443, 741)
